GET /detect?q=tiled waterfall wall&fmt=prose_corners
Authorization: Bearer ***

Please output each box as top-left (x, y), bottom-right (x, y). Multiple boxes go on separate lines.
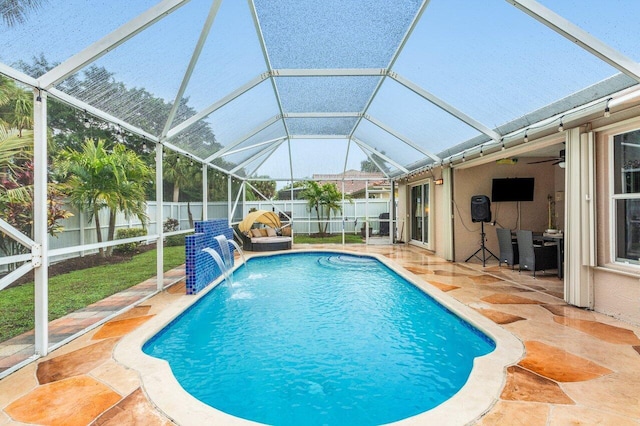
top-left (185, 219), bottom-right (235, 295)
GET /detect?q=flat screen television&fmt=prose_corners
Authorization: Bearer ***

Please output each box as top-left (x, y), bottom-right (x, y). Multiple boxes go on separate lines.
top-left (491, 177), bottom-right (534, 202)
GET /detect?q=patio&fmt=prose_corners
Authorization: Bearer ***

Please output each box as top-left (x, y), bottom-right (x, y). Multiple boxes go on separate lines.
top-left (1, 244), bottom-right (639, 425)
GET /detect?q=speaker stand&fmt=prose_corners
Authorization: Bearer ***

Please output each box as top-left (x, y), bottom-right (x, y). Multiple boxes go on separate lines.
top-left (465, 222), bottom-right (498, 267)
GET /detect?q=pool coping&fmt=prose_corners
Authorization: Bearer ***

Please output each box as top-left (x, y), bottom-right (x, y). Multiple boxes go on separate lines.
top-left (114, 249), bottom-right (524, 426)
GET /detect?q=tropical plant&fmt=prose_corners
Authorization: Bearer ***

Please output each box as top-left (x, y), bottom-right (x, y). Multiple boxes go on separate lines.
top-left (0, 75), bottom-right (33, 136)
top-left (301, 181), bottom-right (350, 236)
top-left (8, 88), bottom-right (32, 137)
top-left (0, 125), bottom-right (31, 182)
top-left (57, 139), bottom-right (152, 257)
top-left (104, 144), bottom-right (151, 254)
top-left (0, 125), bottom-right (71, 255)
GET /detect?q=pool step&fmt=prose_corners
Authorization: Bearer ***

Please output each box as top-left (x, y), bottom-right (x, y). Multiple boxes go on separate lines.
top-left (316, 255), bottom-right (377, 269)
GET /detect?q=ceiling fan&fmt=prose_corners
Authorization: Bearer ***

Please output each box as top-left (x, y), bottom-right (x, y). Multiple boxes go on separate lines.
top-left (528, 149), bottom-right (565, 165)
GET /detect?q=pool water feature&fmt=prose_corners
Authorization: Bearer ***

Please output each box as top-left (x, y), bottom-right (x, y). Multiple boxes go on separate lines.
top-left (143, 252), bottom-right (499, 425)
top-left (201, 247), bottom-right (231, 283)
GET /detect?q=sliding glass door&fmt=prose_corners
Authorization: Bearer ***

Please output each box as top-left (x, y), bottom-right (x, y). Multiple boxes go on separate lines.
top-left (410, 182), bottom-right (430, 245)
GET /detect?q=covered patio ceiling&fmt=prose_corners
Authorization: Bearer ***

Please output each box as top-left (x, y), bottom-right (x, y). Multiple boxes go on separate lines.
top-left (1, 0), bottom-right (639, 181)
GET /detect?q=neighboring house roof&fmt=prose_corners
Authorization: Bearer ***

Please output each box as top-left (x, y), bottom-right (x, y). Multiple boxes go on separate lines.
top-left (350, 180), bottom-right (391, 198)
top-left (312, 170), bottom-right (387, 195)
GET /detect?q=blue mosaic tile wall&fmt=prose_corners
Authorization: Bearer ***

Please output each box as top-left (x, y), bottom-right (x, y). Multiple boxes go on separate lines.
top-left (185, 219), bottom-right (235, 295)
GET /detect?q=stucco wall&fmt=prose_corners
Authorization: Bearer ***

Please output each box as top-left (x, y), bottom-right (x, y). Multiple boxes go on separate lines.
top-left (593, 269), bottom-right (640, 325)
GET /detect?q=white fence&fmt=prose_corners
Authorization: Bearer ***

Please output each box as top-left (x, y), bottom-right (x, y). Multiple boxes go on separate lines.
top-left (1, 199), bottom-right (391, 268)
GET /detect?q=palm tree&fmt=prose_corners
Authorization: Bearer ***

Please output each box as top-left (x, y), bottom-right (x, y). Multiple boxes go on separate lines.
top-left (58, 139), bottom-right (115, 256)
top-left (0, 76), bottom-right (33, 137)
top-left (319, 183), bottom-right (345, 235)
top-left (104, 144), bottom-right (152, 255)
top-left (163, 151), bottom-right (199, 203)
top-left (57, 139), bottom-right (151, 257)
top-left (0, 125), bottom-right (31, 182)
top-left (301, 181), bottom-right (348, 236)
top-left (10, 89), bottom-right (32, 137)
top-left (301, 181), bottom-right (324, 235)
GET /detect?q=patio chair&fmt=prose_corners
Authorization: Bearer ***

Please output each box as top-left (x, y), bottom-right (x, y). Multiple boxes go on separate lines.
top-left (516, 230), bottom-right (557, 277)
top-left (496, 228), bottom-right (518, 269)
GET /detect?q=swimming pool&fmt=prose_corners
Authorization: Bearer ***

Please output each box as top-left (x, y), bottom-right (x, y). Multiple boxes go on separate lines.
top-left (117, 249), bottom-right (523, 425)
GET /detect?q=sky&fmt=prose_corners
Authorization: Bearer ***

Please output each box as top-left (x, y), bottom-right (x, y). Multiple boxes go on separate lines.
top-left (1, 0), bottom-right (639, 181)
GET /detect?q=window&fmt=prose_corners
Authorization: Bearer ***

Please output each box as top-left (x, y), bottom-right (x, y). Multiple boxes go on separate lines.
top-left (613, 129), bottom-right (640, 263)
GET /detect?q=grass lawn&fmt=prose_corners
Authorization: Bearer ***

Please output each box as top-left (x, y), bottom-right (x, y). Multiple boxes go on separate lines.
top-left (293, 233), bottom-right (364, 244)
top-left (0, 246), bottom-right (185, 342)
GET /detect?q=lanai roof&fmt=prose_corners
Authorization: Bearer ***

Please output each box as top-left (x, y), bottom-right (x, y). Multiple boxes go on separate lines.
top-left (1, 0), bottom-right (639, 182)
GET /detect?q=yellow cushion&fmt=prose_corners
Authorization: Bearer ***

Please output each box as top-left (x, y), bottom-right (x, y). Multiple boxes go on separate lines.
top-left (266, 227), bottom-right (277, 237)
top-left (251, 228), bottom-right (262, 238)
top-left (281, 227), bottom-right (292, 236)
top-left (259, 228), bottom-right (268, 237)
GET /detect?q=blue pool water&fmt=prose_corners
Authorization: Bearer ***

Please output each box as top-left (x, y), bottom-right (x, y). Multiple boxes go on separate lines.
top-left (143, 252), bottom-right (495, 425)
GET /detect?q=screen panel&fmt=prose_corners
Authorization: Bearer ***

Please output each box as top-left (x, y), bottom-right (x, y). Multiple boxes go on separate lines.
top-left (276, 76), bottom-right (381, 113)
top-left (365, 78), bottom-right (480, 158)
top-left (253, 0), bottom-right (422, 68)
top-left (286, 117), bottom-right (358, 136)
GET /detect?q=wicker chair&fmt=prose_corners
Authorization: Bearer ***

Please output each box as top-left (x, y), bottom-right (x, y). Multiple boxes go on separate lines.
top-left (516, 230), bottom-right (557, 277)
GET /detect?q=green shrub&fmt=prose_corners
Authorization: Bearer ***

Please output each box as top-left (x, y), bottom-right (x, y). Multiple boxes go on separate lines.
top-left (114, 228), bottom-right (147, 254)
top-left (165, 234), bottom-right (186, 247)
